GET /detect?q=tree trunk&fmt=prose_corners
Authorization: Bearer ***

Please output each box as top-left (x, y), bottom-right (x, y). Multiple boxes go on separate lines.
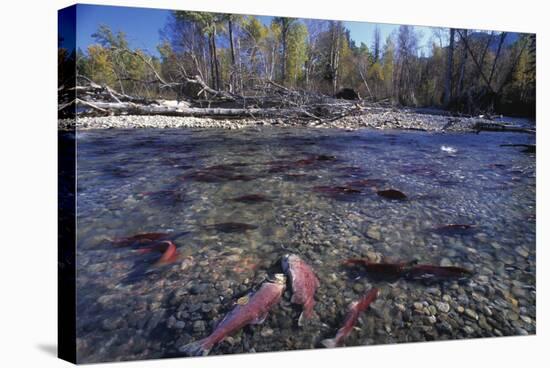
top-left (270, 45), bottom-right (276, 80)
top-left (444, 28), bottom-right (455, 107)
top-left (208, 34), bottom-right (216, 90)
top-left (73, 100), bottom-right (305, 117)
top-left (305, 59), bottom-right (310, 89)
top-left (456, 29), bottom-right (494, 93)
top-left (476, 31), bottom-right (494, 85)
top-left (373, 27), bottom-right (381, 63)
top-left (330, 22), bottom-right (341, 95)
top-left (496, 38), bottom-right (529, 95)
top-left (211, 30), bottom-right (221, 91)
top-left (236, 37), bottom-right (244, 92)
top-left (456, 29), bottom-right (468, 96)
top-left (332, 47), bottom-right (340, 95)
top-left (281, 30), bottom-right (287, 83)
top-left (488, 32), bottom-right (507, 86)
top-left (228, 18), bottom-right (236, 91)
top-left (228, 19), bottom-right (236, 66)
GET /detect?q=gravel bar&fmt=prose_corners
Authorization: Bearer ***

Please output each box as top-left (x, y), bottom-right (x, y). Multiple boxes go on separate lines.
top-left (59, 108), bottom-right (496, 132)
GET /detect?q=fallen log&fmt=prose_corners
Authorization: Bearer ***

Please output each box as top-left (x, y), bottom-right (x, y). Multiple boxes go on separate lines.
top-left (58, 98), bottom-right (109, 113)
top-left (72, 99), bottom-right (326, 119)
top-left (500, 144), bottom-right (536, 153)
top-left (59, 75), bottom-right (369, 122)
top-left (473, 121), bottom-right (535, 134)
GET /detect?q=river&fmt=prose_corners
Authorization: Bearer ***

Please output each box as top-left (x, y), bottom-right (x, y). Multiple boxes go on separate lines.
top-left (68, 127), bottom-right (535, 363)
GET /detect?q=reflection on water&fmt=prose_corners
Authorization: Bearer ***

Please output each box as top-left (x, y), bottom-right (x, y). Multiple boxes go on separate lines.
top-left (72, 127), bottom-right (535, 363)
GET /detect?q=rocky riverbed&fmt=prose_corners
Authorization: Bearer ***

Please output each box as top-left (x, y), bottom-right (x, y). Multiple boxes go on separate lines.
top-left (59, 107), bottom-right (505, 132)
top-left (71, 126), bottom-right (535, 363)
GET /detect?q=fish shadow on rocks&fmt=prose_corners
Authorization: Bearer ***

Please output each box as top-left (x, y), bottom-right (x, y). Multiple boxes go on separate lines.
top-left (411, 193), bottom-right (444, 202)
top-left (426, 224), bottom-right (479, 237)
top-left (342, 264), bottom-right (403, 283)
top-left (406, 276), bottom-right (472, 287)
top-left (203, 222), bottom-right (259, 234)
top-left (282, 173), bottom-right (320, 182)
top-left (263, 256), bottom-right (286, 276)
top-left (342, 263), bottom-right (473, 287)
top-left (312, 185), bottom-right (365, 202)
top-left (140, 189), bottom-right (189, 208)
top-left (119, 254), bottom-right (177, 285)
top-left (97, 231), bottom-right (190, 253)
top-left (101, 164), bottom-right (135, 179)
top-left (229, 194), bottom-right (272, 204)
top-left (119, 262), bottom-right (157, 285)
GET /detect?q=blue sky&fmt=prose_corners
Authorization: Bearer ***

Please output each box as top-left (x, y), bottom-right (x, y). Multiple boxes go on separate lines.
top-left (344, 21), bottom-right (435, 55)
top-left (71, 4), bottom-right (435, 56)
top-left (74, 4), bottom-right (170, 55)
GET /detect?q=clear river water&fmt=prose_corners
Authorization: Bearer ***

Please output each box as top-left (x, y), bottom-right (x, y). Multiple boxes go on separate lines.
top-left (70, 127), bottom-right (535, 363)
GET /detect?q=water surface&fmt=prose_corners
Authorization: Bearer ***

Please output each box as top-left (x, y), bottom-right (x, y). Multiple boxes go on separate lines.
top-left (72, 127), bottom-right (536, 362)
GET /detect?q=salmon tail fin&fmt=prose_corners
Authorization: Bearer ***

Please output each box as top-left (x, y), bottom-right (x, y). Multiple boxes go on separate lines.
top-left (179, 339), bottom-right (211, 357)
top-left (298, 311), bottom-right (307, 327)
top-left (155, 251), bottom-right (179, 266)
top-left (298, 308), bottom-right (317, 327)
top-left (321, 338), bottom-right (337, 348)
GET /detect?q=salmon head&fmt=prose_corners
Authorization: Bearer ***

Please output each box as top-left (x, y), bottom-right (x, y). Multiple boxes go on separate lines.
top-left (281, 253), bottom-right (298, 273)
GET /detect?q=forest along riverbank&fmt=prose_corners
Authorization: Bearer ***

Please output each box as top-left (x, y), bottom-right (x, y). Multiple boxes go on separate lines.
top-left (58, 106), bottom-right (534, 132)
top-left (72, 127), bottom-right (535, 363)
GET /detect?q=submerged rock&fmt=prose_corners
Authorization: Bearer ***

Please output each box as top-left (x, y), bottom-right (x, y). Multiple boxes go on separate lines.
top-left (377, 189), bottom-right (407, 200)
top-left (204, 222), bottom-right (259, 233)
top-left (432, 224), bottom-right (477, 236)
top-left (435, 301), bottom-right (450, 313)
top-left (193, 320), bottom-right (207, 332)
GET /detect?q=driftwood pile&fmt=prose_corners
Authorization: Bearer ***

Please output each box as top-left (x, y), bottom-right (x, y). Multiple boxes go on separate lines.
top-left (58, 74), bottom-right (367, 124)
top-left (58, 74), bottom-right (534, 136)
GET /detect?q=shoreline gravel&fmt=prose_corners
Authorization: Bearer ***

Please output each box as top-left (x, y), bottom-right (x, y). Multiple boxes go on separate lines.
top-left (58, 108), bottom-right (504, 132)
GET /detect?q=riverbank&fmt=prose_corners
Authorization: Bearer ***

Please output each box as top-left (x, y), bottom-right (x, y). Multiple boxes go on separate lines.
top-left (58, 107), bottom-right (510, 132)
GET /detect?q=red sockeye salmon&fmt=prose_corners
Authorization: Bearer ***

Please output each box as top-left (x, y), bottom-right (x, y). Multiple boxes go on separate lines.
top-left (282, 254), bottom-right (320, 326)
top-left (321, 288), bottom-right (379, 348)
top-left (179, 274), bottom-right (286, 356)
